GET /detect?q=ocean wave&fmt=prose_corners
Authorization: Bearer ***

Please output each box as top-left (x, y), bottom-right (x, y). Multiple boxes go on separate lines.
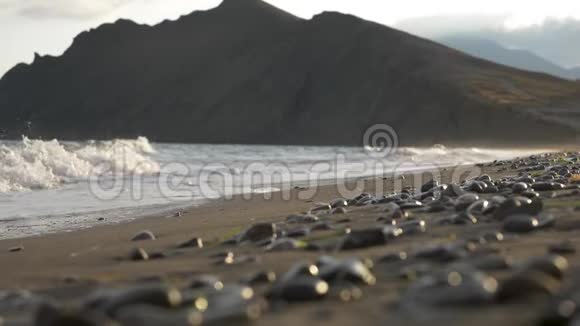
top-left (0, 136), bottom-right (160, 193)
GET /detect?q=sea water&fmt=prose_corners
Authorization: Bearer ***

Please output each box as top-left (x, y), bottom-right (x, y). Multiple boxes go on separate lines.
top-left (0, 137), bottom-right (548, 239)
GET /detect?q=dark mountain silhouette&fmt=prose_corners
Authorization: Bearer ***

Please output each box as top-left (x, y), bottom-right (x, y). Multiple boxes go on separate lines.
top-left (1, 0), bottom-right (580, 146)
top-left (440, 37), bottom-right (580, 80)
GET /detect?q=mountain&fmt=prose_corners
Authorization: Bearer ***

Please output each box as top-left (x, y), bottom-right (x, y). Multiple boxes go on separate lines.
top-left (1, 0), bottom-right (580, 146)
top-left (571, 67), bottom-right (580, 80)
top-left (440, 37), bottom-right (580, 80)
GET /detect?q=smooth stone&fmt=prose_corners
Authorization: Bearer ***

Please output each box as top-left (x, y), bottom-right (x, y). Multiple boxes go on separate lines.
top-left (414, 244), bottom-right (467, 262)
top-left (8, 246), bottom-right (23, 253)
top-left (480, 231), bottom-right (505, 243)
top-left (442, 184), bottom-right (466, 197)
top-left (493, 196), bottom-right (543, 220)
top-left (191, 286), bottom-right (263, 325)
top-left (338, 228), bottom-right (388, 250)
top-left (268, 276), bottom-right (329, 302)
top-left (477, 175), bottom-right (492, 182)
top-left (398, 219), bottom-right (426, 234)
top-left (402, 267), bottom-right (498, 306)
top-left (286, 214), bottom-right (319, 224)
top-left (189, 275), bottom-right (223, 290)
top-left (503, 214), bottom-right (555, 233)
top-left (131, 230), bottom-right (156, 242)
top-left (317, 257), bottom-right (376, 285)
top-left (465, 200), bottom-right (489, 221)
top-left (330, 199), bottom-right (348, 208)
top-left (377, 251), bottom-right (408, 263)
top-left (468, 254), bottom-right (512, 271)
top-left (286, 227), bottom-right (311, 238)
top-left (465, 180), bottom-right (488, 193)
top-left (455, 194), bottom-right (480, 211)
top-left (512, 182), bottom-right (529, 194)
top-left (421, 180), bottom-right (439, 193)
top-left (521, 190), bottom-right (540, 199)
top-left (279, 262), bottom-right (320, 283)
top-left (238, 223), bottom-right (276, 243)
top-left (176, 237), bottom-right (203, 249)
top-left (549, 241), bottom-right (576, 255)
top-left (240, 271), bottom-right (277, 285)
top-left (516, 176), bottom-right (536, 184)
top-left (521, 255), bottom-right (568, 280)
top-left (533, 182), bottom-right (566, 191)
top-left (503, 215), bottom-right (540, 233)
top-left (129, 248), bottom-right (149, 261)
top-left (85, 286), bottom-right (183, 316)
top-left (483, 185), bottom-right (500, 193)
top-left (497, 270), bottom-right (560, 301)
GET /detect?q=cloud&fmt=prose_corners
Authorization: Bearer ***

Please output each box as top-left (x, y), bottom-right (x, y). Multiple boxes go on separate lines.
top-left (396, 15), bottom-right (580, 67)
top-left (395, 15), bottom-right (509, 38)
top-left (1, 0), bottom-right (132, 19)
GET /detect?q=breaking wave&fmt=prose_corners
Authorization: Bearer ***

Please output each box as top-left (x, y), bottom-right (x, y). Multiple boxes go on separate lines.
top-left (0, 136), bottom-right (160, 193)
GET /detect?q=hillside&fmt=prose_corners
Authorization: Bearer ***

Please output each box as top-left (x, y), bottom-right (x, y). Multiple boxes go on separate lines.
top-left (440, 37), bottom-right (580, 80)
top-left (1, 0), bottom-right (580, 146)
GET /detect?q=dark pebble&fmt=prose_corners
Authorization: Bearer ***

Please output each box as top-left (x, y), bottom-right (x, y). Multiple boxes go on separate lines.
top-left (176, 237), bottom-right (203, 249)
top-left (549, 241), bottom-right (576, 255)
top-left (131, 231), bottom-right (156, 242)
top-left (129, 248), bottom-right (149, 261)
top-left (8, 246), bottom-right (23, 253)
top-left (268, 276), bottom-right (329, 302)
top-left (238, 223), bottom-right (276, 243)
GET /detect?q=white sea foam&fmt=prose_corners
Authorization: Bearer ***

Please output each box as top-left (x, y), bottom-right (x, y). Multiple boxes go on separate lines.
top-left (0, 136), bottom-right (160, 193)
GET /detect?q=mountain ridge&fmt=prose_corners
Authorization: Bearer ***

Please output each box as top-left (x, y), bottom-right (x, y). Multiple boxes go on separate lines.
top-left (1, 0), bottom-right (580, 146)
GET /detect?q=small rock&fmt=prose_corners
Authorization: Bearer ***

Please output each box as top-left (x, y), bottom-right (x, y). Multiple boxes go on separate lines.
top-left (497, 270), bottom-right (560, 301)
top-left (189, 275), bottom-right (223, 290)
top-left (493, 196), bottom-right (543, 220)
top-left (421, 180), bottom-right (439, 192)
top-left (338, 228), bottom-right (388, 250)
top-left (512, 182), bottom-right (529, 194)
top-left (129, 248), bottom-right (149, 261)
top-left (549, 241), bottom-right (576, 255)
top-left (503, 214), bottom-right (555, 233)
top-left (240, 271), bottom-right (277, 286)
top-left (317, 257), bottom-right (376, 285)
top-left (8, 246), bottom-right (23, 253)
top-left (177, 237), bottom-right (203, 249)
top-left (131, 231), bottom-right (156, 242)
top-left (268, 276), bottom-right (329, 302)
top-left (330, 199), bottom-right (348, 208)
top-left (238, 223), bottom-right (276, 243)
top-left (402, 267), bottom-right (498, 306)
top-left (286, 214), bottom-right (319, 224)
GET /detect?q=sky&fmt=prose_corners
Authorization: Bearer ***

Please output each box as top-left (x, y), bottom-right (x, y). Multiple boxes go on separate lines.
top-left (2, 0), bottom-right (580, 76)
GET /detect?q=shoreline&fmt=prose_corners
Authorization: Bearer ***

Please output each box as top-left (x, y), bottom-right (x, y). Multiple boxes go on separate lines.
top-left (2, 151), bottom-right (580, 325)
top-left (0, 159), bottom-right (504, 241)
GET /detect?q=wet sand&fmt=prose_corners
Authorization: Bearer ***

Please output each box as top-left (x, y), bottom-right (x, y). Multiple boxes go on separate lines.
top-left (2, 156), bottom-right (580, 325)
